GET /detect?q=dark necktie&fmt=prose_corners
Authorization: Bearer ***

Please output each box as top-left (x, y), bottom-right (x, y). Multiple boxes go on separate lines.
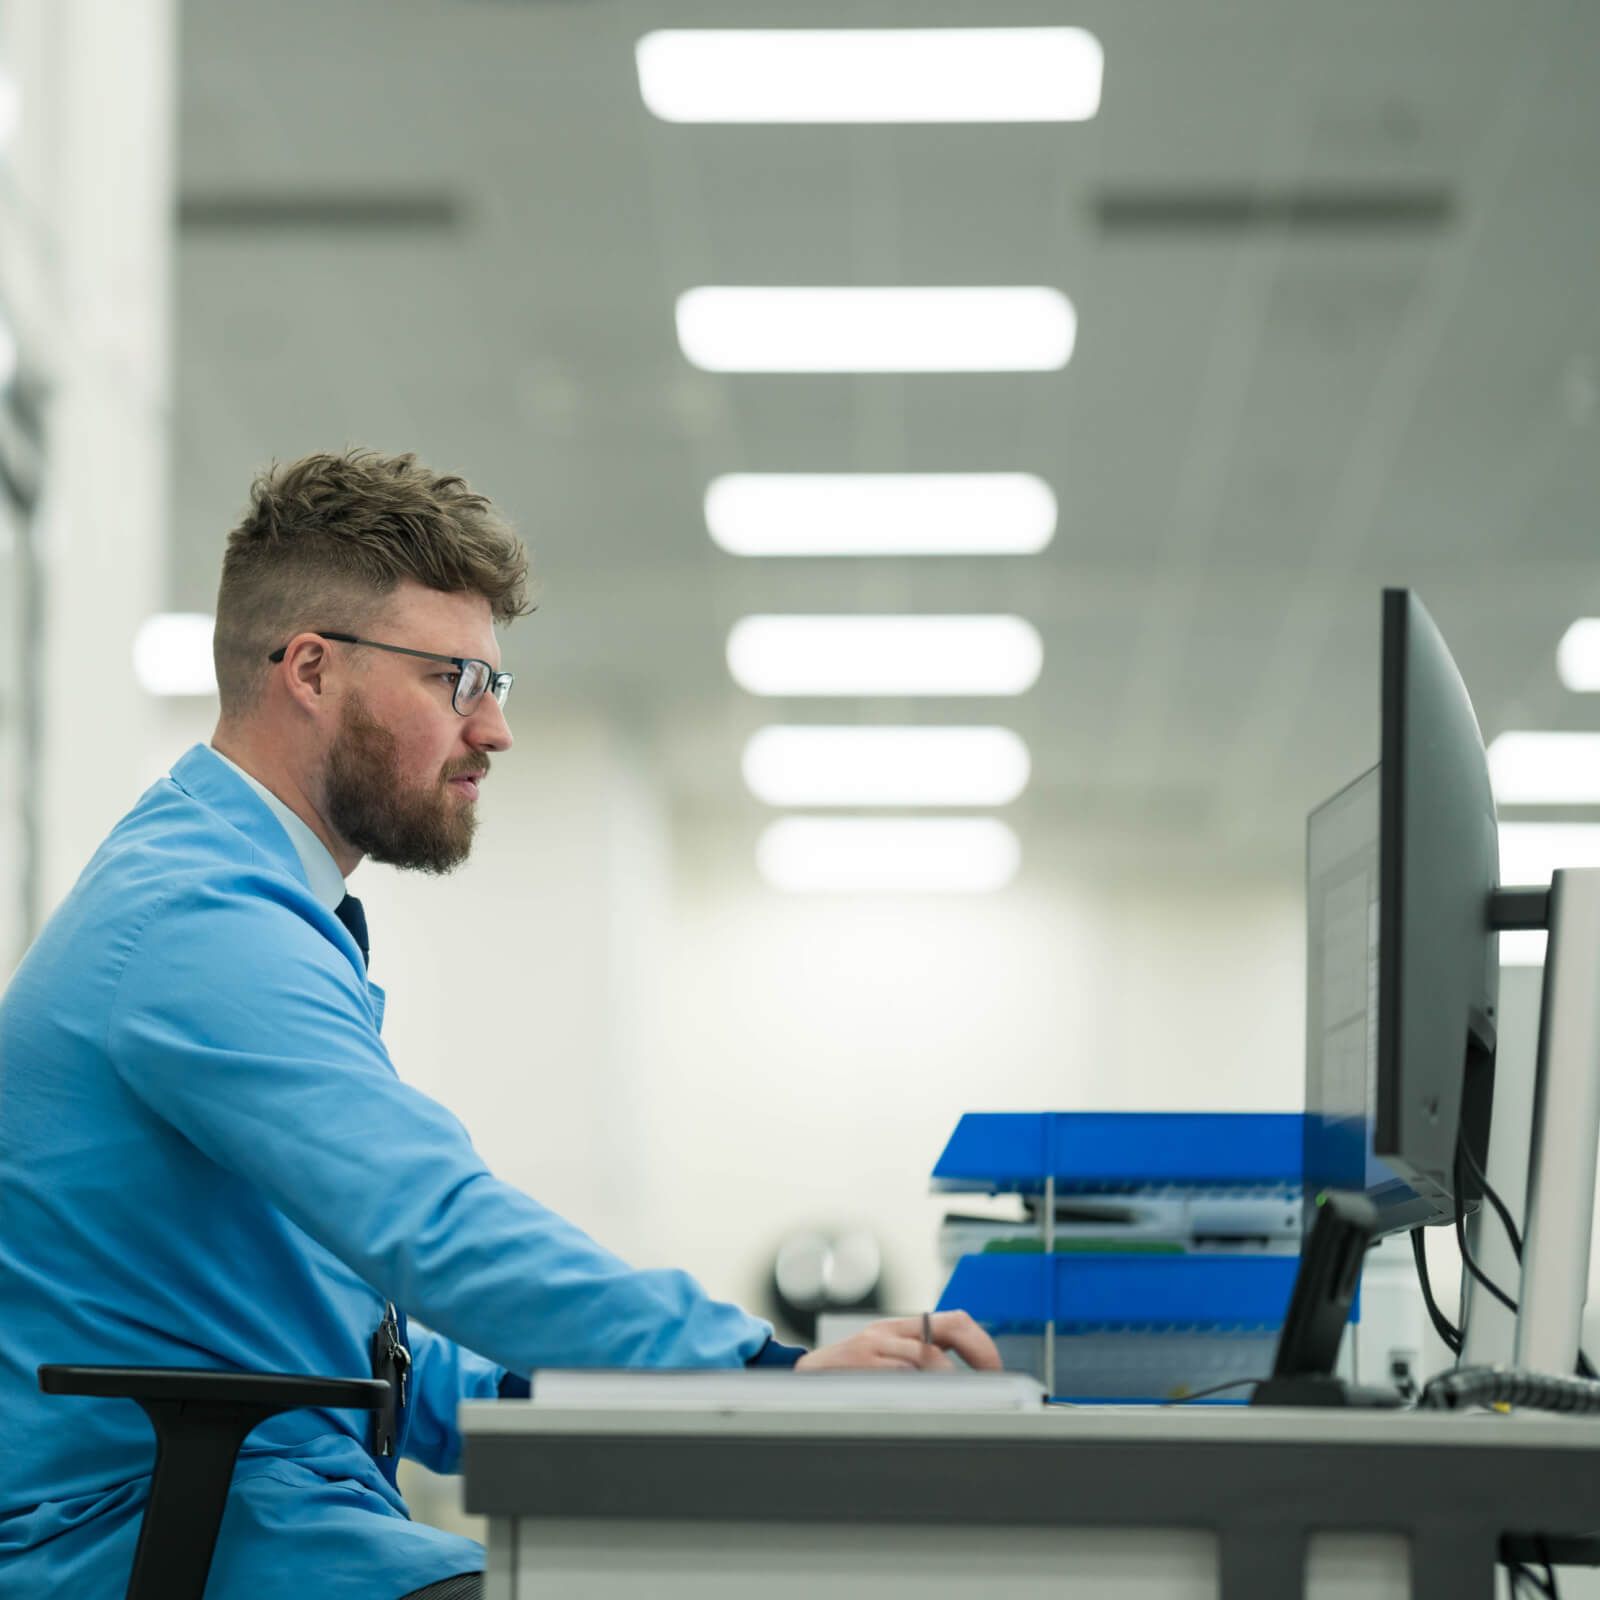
top-left (335, 893), bottom-right (370, 969)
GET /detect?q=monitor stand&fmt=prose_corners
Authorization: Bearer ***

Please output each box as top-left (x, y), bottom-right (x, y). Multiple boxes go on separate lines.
top-left (1251, 1191), bottom-right (1405, 1408)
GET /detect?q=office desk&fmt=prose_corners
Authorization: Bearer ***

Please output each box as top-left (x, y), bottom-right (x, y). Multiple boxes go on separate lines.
top-left (460, 1402), bottom-right (1600, 1600)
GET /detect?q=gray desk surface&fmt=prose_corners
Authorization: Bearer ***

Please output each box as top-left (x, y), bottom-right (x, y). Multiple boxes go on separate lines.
top-left (461, 1402), bottom-right (1600, 1600)
top-left (462, 1398), bottom-right (1600, 1447)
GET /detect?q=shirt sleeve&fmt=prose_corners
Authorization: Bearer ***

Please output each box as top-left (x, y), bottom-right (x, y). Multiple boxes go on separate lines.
top-left (404, 1322), bottom-right (506, 1474)
top-left (106, 872), bottom-right (774, 1377)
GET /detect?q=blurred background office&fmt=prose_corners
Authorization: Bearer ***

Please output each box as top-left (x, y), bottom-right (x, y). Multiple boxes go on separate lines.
top-left (1, 0), bottom-right (1598, 1410)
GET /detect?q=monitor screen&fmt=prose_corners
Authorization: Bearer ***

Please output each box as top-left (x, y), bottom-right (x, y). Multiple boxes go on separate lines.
top-left (1304, 766), bottom-right (1424, 1223)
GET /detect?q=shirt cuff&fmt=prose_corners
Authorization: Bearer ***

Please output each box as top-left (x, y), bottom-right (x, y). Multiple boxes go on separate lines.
top-left (498, 1335), bottom-right (806, 1393)
top-left (745, 1335), bottom-right (808, 1368)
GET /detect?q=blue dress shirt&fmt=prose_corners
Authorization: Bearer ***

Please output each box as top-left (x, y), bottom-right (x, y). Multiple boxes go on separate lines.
top-left (0, 746), bottom-right (785, 1599)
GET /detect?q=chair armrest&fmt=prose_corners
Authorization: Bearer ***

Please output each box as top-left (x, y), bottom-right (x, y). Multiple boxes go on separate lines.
top-left (37, 1364), bottom-right (390, 1600)
top-left (38, 1363), bottom-right (388, 1410)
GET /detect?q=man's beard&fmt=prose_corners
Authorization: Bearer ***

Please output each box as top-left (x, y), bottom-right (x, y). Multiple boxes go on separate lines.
top-left (324, 693), bottom-right (483, 875)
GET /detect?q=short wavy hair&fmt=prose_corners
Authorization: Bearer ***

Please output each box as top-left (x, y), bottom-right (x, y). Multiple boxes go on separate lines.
top-left (214, 449), bottom-right (533, 715)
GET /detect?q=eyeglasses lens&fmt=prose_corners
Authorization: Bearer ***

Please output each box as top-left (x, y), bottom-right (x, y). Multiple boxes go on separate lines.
top-left (454, 660), bottom-right (490, 714)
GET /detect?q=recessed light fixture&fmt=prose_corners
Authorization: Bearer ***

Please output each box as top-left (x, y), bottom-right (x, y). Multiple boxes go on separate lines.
top-left (728, 615), bottom-right (1042, 698)
top-left (757, 817), bottom-right (1020, 894)
top-left (742, 725), bottom-right (1030, 807)
top-left (1487, 732), bottom-right (1600, 804)
top-left (133, 614), bottom-right (218, 697)
top-left (1496, 821), bottom-right (1600, 965)
top-left (0, 74), bottom-right (18, 149)
top-left (705, 473), bottom-right (1056, 557)
top-left (1500, 931), bottom-right (1547, 968)
top-left (635, 28), bottom-right (1103, 124)
top-left (1498, 822), bottom-right (1600, 886)
top-left (676, 287), bottom-right (1076, 374)
top-left (1557, 619), bottom-right (1600, 691)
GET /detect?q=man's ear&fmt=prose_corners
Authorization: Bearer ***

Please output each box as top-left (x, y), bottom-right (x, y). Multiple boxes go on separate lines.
top-left (279, 634), bottom-right (334, 718)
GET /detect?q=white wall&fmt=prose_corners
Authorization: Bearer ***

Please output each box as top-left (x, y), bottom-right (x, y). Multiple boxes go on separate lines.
top-left (0, 0), bottom-right (176, 950)
top-left (642, 840), bottom-right (1305, 1316)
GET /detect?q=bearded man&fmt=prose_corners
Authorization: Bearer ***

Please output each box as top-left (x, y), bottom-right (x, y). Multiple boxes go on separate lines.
top-left (0, 450), bottom-right (998, 1600)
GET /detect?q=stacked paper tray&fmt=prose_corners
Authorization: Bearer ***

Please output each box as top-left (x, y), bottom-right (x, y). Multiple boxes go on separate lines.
top-left (992, 1328), bottom-right (1283, 1402)
top-left (937, 1251), bottom-right (1305, 1403)
top-left (932, 1111), bottom-right (1305, 1194)
top-left (937, 1190), bottom-right (1301, 1273)
top-left (938, 1250), bottom-right (1303, 1331)
top-left (931, 1113), bottom-right (1314, 1401)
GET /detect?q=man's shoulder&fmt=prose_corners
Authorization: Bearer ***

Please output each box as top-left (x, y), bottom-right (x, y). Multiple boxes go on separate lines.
top-left (29, 764), bottom-right (334, 984)
top-left (1, 769), bottom-right (354, 1049)
top-left (86, 770), bottom-right (305, 914)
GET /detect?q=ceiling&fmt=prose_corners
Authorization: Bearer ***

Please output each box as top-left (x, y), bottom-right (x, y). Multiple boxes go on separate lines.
top-left (171, 0), bottom-right (1600, 877)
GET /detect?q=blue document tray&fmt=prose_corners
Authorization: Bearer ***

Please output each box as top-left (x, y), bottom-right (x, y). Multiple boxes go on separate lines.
top-left (932, 1111), bottom-right (1303, 1194)
top-left (937, 1250), bottom-right (1304, 1333)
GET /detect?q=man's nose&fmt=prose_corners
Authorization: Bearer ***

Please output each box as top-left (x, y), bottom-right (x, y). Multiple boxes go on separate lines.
top-left (467, 692), bottom-right (513, 752)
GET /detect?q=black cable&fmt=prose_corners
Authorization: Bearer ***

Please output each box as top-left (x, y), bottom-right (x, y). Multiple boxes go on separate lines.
top-left (1459, 1137), bottom-right (1523, 1261)
top-left (1509, 1563), bottom-right (1558, 1599)
top-left (1455, 1144), bottom-right (1520, 1321)
top-left (1160, 1377), bottom-right (1266, 1405)
top-left (1455, 1195), bottom-right (1520, 1317)
top-left (1420, 1365), bottom-right (1600, 1413)
top-left (1509, 1565), bottom-right (1556, 1600)
top-left (1456, 1140), bottom-right (1596, 1383)
top-left (1540, 1535), bottom-right (1561, 1600)
top-left (1411, 1227), bottom-right (1462, 1355)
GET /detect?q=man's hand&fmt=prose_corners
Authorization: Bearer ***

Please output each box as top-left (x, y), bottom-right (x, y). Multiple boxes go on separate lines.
top-left (794, 1310), bottom-right (1002, 1373)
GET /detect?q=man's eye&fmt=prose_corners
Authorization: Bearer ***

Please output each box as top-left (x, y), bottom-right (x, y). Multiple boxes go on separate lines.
top-left (438, 672), bottom-right (462, 687)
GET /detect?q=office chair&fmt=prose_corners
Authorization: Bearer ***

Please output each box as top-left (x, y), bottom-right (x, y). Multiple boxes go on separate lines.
top-left (38, 1364), bottom-right (389, 1600)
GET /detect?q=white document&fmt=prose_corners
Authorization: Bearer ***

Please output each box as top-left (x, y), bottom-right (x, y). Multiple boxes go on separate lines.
top-left (527, 1369), bottom-right (1046, 1413)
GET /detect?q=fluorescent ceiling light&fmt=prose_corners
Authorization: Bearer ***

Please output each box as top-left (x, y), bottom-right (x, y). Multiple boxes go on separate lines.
top-left (636, 28), bottom-right (1103, 124)
top-left (1500, 930), bottom-right (1548, 968)
top-left (1557, 619), bottom-right (1600, 690)
top-left (1499, 822), bottom-right (1600, 886)
top-left (758, 817), bottom-right (1020, 894)
top-left (0, 75), bottom-right (18, 149)
top-left (705, 473), bottom-right (1056, 557)
top-left (742, 725), bottom-right (1029, 807)
top-left (1488, 732), bottom-right (1600, 804)
top-left (1496, 820), bottom-right (1600, 964)
top-left (676, 287), bottom-right (1076, 373)
top-left (728, 615), bottom-right (1043, 697)
top-left (133, 613), bottom-right (217, 696)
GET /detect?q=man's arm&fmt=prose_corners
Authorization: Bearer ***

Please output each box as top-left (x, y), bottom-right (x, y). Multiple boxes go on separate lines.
top-left (107, 874), bottom-right (774, 1376)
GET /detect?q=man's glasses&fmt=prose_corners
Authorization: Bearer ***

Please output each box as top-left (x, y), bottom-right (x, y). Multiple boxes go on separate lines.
top-left (267, 632), bottom-right (514, 717)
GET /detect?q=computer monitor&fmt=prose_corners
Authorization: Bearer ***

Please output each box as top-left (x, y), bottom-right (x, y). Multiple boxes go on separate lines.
top-left (1302, 589), bottom-right (1500, 1235)
top-left (1269, 591), bottom-right (1503, 1403)
top-left (1374, 588), bottom-right (1501, 1219)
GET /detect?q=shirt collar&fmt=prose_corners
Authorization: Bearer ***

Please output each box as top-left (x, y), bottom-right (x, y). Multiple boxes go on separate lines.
top-left (208, 747), bottom-right (348, 912)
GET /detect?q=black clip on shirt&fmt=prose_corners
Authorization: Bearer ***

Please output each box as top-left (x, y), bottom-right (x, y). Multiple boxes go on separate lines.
top-left (369, 1301), bottom-right (411, 1480)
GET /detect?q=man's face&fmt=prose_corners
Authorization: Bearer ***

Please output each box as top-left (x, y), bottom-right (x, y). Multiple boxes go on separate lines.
top-left (320, 584), bottom-right (513, 875)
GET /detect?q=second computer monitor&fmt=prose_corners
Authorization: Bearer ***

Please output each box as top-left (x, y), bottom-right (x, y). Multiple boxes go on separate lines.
top-left (1303, 589), bottom-right (1501, 1233)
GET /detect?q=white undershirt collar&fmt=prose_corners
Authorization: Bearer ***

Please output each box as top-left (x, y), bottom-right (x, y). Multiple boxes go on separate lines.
top-left (209, 747), bottom-right (348, 912)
